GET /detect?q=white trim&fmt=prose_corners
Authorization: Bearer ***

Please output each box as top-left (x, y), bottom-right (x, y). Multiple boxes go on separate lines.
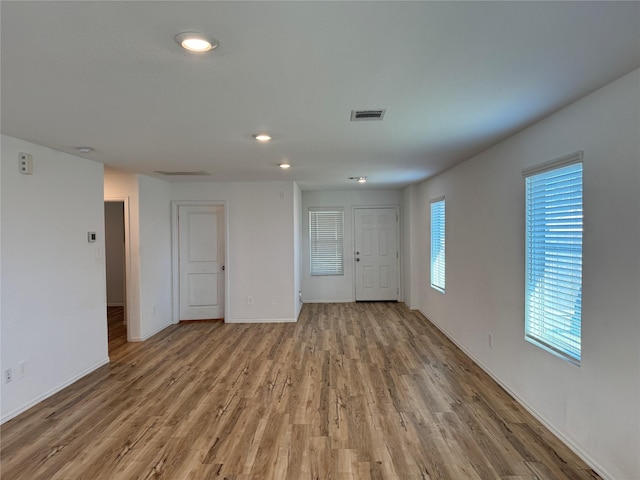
top-left (130, 319), bottom-right (173, 342)
top-left (0, 357), bottom-right (110, 424)
top-left (522, 150), bottom-right (583, 178)
top-left (171, 201), bottom-right (229, 324)
top-left (417, 308), bottom-right (612, 480)
top-left (104, 197), bottom-right (134, 342)
top-left (429, 195), bottom-right (445, 204)
top-left (301, 298), bottom-right (354, 304)
top-left (224, 317), bottom-right (297, 324)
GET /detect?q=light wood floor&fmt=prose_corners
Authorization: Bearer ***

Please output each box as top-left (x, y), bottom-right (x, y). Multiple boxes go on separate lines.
top-left (1, 303), bottom-right (600, 480)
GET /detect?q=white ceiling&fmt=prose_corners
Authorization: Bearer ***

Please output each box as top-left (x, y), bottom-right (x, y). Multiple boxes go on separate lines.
top-left (2, 1), bottom-right (639, 190)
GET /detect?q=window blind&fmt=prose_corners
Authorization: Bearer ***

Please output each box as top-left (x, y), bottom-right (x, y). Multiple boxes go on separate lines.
top-left (525, 160), bottom-right (583, 364)
top-left (430, 198), bottom-right (445, 292)
top-left (309, 209), bottom-right (344, 276)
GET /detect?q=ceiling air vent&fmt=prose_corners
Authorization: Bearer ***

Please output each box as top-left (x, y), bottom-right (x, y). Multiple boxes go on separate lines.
top-left (350, 109), bottom-right (386, 121)
top-left (154, 171), bottom-right (211, 176)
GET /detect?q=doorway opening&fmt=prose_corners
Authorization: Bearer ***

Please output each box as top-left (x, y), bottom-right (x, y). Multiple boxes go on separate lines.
top-left (105, 200), bottom-right (128, 352)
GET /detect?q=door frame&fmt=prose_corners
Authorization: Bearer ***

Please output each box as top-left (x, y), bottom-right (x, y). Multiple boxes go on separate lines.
top-left (104, 197), bottom-right (133, 340)
top-left (171, 201), bottom-right (229, 324)
top-left (352, 205), bottom-right (402, 302)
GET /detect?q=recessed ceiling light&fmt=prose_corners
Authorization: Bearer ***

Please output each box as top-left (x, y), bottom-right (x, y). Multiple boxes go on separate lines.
top-left (253, 134), bottom-right (272, 142)
top-left (76, 147), bottom-right (94, 153)
top-left (174, 32), bottom-right (219, 52)
top-left (279, 163), bottom-right (291, 169)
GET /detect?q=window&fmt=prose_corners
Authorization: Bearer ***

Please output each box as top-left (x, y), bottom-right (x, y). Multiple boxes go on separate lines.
top-left (309, 208), bottom-right (344, 276)
top-left (430, 197), bottom-right (445, 292)
top-left (524, 152), bottom-right (583, 364)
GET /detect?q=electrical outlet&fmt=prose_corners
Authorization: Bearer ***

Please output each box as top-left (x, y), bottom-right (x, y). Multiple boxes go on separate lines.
top-left (4, 368), bottom-right (12, 383)
top-left (247, 296), bottom-right (254, 305)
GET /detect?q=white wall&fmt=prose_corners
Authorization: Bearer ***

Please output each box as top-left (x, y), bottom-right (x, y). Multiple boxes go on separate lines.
top-left (1, 135), bottom-right (109, 422)
top-left (301, 189), bottom-right (403, 303)
top-left (293, 182), bottom-right (303, 317)
top-left (171, 181), bottom-right (298, 322)
top-left (104, 173), bottom-right (173, 340)
top-left (0, 134), bottom-right (3, 422)
top-left (104, 173), bottom-right (142, 340)
top-left (406, 69), bottom-right (640, 480)
top-left (138, 176), bottom-right (173, 337)
top-left (402, 185), bottom-right (421, 310)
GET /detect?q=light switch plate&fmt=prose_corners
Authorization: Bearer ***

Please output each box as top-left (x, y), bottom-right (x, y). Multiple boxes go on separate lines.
top-left (19, 153), bottom-right (33, 174)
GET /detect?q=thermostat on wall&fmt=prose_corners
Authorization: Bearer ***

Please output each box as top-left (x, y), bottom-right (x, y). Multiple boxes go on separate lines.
top-left (88, 232), bottom-right (97, 243)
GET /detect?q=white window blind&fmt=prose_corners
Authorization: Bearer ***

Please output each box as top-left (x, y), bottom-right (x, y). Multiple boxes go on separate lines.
top-left (309, 209), bottom-right (344, 276)
top-left (524, 156), bottom-right (583, 364)
top-left (430, 198), bottom-right (445, 292)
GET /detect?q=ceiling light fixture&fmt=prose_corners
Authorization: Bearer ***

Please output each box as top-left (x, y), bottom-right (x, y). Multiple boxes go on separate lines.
top-left (279, 163), bottom-right (291, 169)
top-left (76, 147), bottom-right (94, 153)
top-left (174, 32), bottom-right (219, 52)
top-left (252, 134), bottom-right (272, 142)
top-left (348, 176), bottom-right (367, 183)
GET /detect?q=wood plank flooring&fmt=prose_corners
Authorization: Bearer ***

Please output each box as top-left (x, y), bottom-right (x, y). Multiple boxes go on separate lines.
top-left (108, 306), bottom-right (128, 353)
top-left (1, 303), bottom-right (600, 479)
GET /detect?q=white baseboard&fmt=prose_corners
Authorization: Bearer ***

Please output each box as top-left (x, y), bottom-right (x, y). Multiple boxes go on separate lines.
top-left (225, 317), bottom-right (297, 324)
top-left (129, 320), bottom-right (173, 342)
top-left (0, 357), bottom-right (110, 424)
top-left (300, 299), bottom-right (353, 304)
top-left (416, 308), bottom-right (612, 480)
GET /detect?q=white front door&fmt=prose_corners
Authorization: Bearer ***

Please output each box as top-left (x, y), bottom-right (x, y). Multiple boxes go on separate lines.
top-left (354, 207), bottom-right (399, 301)
top-left (178, 205), bottom-right (225, 320)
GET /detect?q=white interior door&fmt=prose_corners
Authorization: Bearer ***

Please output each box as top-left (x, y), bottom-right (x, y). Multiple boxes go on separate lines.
top-left (354, 207), bottom-right (399, 301)
top-left (178, 205), bottom-right (225, 320)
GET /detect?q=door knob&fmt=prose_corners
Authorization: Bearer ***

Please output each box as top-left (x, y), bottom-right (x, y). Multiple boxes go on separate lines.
top-left (356, 258), bottom-right (360, 262)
